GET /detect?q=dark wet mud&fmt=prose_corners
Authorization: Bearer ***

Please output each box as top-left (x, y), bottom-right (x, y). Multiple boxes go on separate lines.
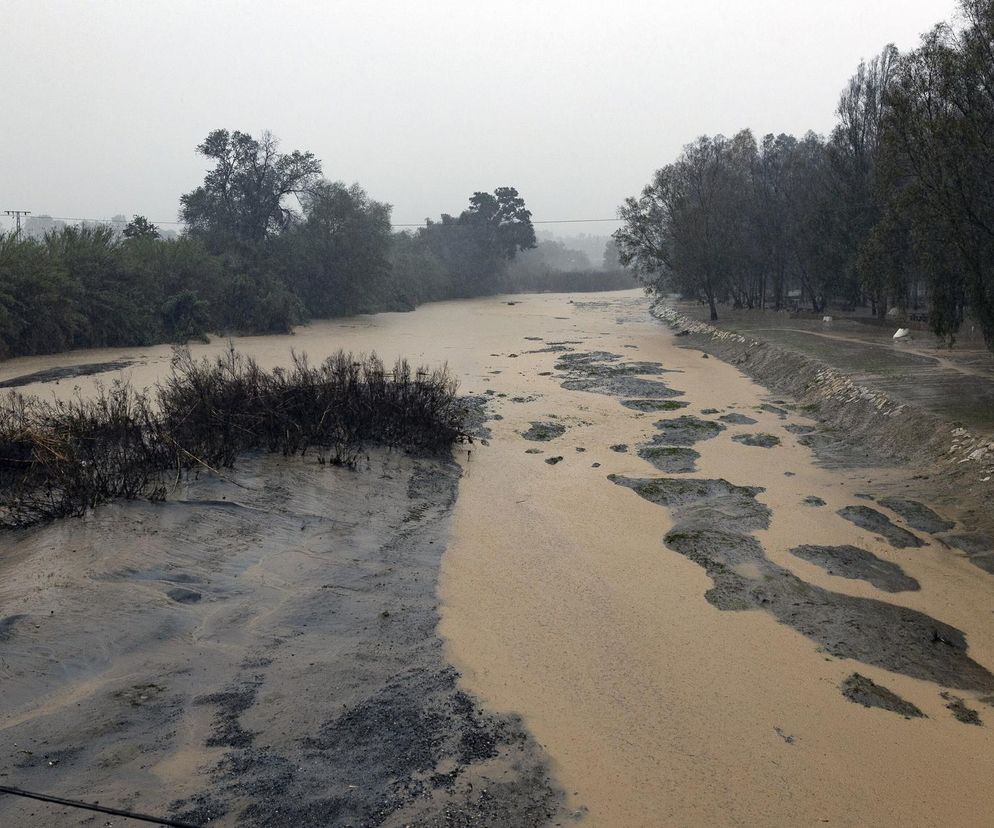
top-left (783, 423), bottom-right (816, 435)
top-left (838, 505), bottom-right (925, 548)
top-left (941, 693), bottom-right (983, 726)
top-left (841, 674), bottom-right (925, 718)
top-left (0, 359), bottom-right (135, 388)
top-left (732, 433), bottom-right (781, 448)
top-left (636, 446), bottom-right (700, 474)
top-left (620, 399), bottom-right (689, 412)
top-left (877, 498), bottom-right (955, 534)
top-left (649, 416), bottom-right (724, 446)
top-left (719, 412), bottom-right (757, 425)
top-left (942, 533), bottom-right (994, 574)
top-left (608, 476), bottom-right (769, 531)
top-left (803, 496), bottom-right (827, 507)
top-left (555, 351), bottom-right (684, 399)
top-left (0, 452), bottom-right (564, 827)
top-left (521, 421), bottom-right (566, 441)
top-left (610, 475), bottom-right (994, 692)
top-left (0, 613), bottom-right (27, 641)
top-left (789, 544), bottom-right (920, 592)
top-left (760, 403), bottom-right (789, 419)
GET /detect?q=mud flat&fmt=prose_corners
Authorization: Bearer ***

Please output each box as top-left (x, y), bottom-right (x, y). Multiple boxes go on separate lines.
top-left (4, 290), bottom-right (994, 826)
top-left (0, 451), bottom-right (563, 826)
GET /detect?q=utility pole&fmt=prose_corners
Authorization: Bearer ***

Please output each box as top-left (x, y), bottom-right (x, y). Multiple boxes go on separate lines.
top-left (4, 210), bottom-right (31, 239)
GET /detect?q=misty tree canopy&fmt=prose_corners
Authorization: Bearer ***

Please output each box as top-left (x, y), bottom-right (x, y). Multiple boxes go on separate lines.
top-left (180, 129), bottom-right (322, 249)
top-left (616, 0), bottom-right (994, 354)
top-left (2, 128), bottom-right (623, 360)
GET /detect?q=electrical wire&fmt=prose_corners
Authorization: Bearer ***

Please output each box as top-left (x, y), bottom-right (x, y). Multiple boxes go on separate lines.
top-left (0, 784), bottom-right (201, 828)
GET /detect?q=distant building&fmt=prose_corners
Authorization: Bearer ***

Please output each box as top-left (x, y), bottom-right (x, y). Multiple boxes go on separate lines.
top-left (23, 214), bottom-right (67, 239)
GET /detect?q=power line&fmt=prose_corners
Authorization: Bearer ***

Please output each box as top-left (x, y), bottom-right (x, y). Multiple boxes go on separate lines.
top-left (391, 217), bottom-right (622, 227)
top-left (17, 215), bottom-right (185, 226)
top-left (0, 784), bottom-right (200, 827)
top-left (3, 214), bottom-right (623, 230)
top-left (3, 210), bottom-right (31, 238)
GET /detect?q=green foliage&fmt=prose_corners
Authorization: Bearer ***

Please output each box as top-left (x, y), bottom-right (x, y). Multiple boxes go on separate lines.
top-left (0, 234), bottom-right (81, 357)
top-left (0, 128), bottom-right (542, 361)
top-left (283, 181), bottom-right (394, 316)
top-left (616, 1), bottom-right (994, 355)
top-left (419, 187), bottom-right (536, 297)
top-left (877, 0), bottom-right (994, 348)
top-left (123, 215), bottom-right (159, 240)
top-left (180, 129), bottom-right (322, 249)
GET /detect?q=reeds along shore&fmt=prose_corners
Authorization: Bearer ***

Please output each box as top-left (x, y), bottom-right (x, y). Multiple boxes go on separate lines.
top-left (0, 348), bottom-right (465, 529)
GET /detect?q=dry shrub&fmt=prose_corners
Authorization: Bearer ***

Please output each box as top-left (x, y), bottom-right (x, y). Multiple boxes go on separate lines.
top-left (0, 347), bottom-right (464, 528)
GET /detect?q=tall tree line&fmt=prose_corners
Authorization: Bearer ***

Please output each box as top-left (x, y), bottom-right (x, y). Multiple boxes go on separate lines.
top-left (616, 0), bottom-right (994, 354)
top-left (0, 129), bottom-right (538, 360)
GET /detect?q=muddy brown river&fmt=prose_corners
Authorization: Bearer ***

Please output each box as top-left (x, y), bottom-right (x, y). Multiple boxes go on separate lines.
top-left (2, 290), bottom-right (993, 826)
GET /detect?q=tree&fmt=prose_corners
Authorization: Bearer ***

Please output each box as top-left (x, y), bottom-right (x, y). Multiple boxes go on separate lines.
top-left (123, 215), bottom-right (160, 240)
top-left (615, 135), bottom-right (747, 320)
top-left (602, 237), bottom-right (623, 270)
top-left (879, 1), bottom-right (994, 350)
top-left (284, 181), bottom-right (394, 316)
top-left (180, 129), bottom-right (322, 249)
top-left (420, 187), bottom-right (536, 296)
top-left (829, 45), bottom-right (899, 315)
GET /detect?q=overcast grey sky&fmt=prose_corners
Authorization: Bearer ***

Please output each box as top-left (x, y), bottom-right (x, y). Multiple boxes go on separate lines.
top-left (1, 0), bottom-right (959, 233)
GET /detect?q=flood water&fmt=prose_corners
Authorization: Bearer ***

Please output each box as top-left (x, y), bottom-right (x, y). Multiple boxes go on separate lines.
top-left (2, 290), bottom-right (993, 826)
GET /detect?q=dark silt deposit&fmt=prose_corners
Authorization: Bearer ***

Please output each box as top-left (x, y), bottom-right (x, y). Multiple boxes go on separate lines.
top-left (732, 433), bottom-right (782, 448)
top-left (608, 476), bottom-right (770, 532)
top-left (555, 351), bottom-right (685, 399)
top-left (719, 412), bottom-right (757, 425)
top-left (637, 445), bottom-right (700, 473)
top-left (610, 474), bottom-right (994, 692)
top-left (563, 374), bottom-right (683, 399)
top-left (877, 497), bottom-right (955, 534)
top-left (789, 544), bottom-right (920, 592)
top-left (0, 452), bottom-right (565, 827)
top-left (521, 421), bottom-right (566, 441)
top-left (760, 403), bottom-right (789, 419)
top-left (840, 674), bottom-right (925, 718)
top-left (803, 496), bottom-right (827, 507)
top-left (0, 359), bottom-right (136, 388)
top-left (942, 533), bottom-right (994, 574)
top-left (783, 423), bottom-right (816, 435)
top-left (0, 613), bottom-right (27, 641)
top-left (650, 415), bottom-right (724, 446)
top-left (620, 399), bottom-right (689, 412)
top-left (838, 505), bottom-right (925, 549)
top-left (942, 692), bottom-right (983, 726)
top-left (458, 394), bottom-right (494, 443)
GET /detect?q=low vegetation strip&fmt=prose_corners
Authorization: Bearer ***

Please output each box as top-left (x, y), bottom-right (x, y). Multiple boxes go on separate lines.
top-left (0, 348), bottom-right (464, 528)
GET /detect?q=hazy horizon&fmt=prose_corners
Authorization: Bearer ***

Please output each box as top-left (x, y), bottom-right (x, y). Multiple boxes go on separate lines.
top-left (2, 0), bottom-right (959, 233)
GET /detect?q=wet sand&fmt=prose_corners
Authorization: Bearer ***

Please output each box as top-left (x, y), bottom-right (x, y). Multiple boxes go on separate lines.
top-left (3, 291), bottom-right (994, 826)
